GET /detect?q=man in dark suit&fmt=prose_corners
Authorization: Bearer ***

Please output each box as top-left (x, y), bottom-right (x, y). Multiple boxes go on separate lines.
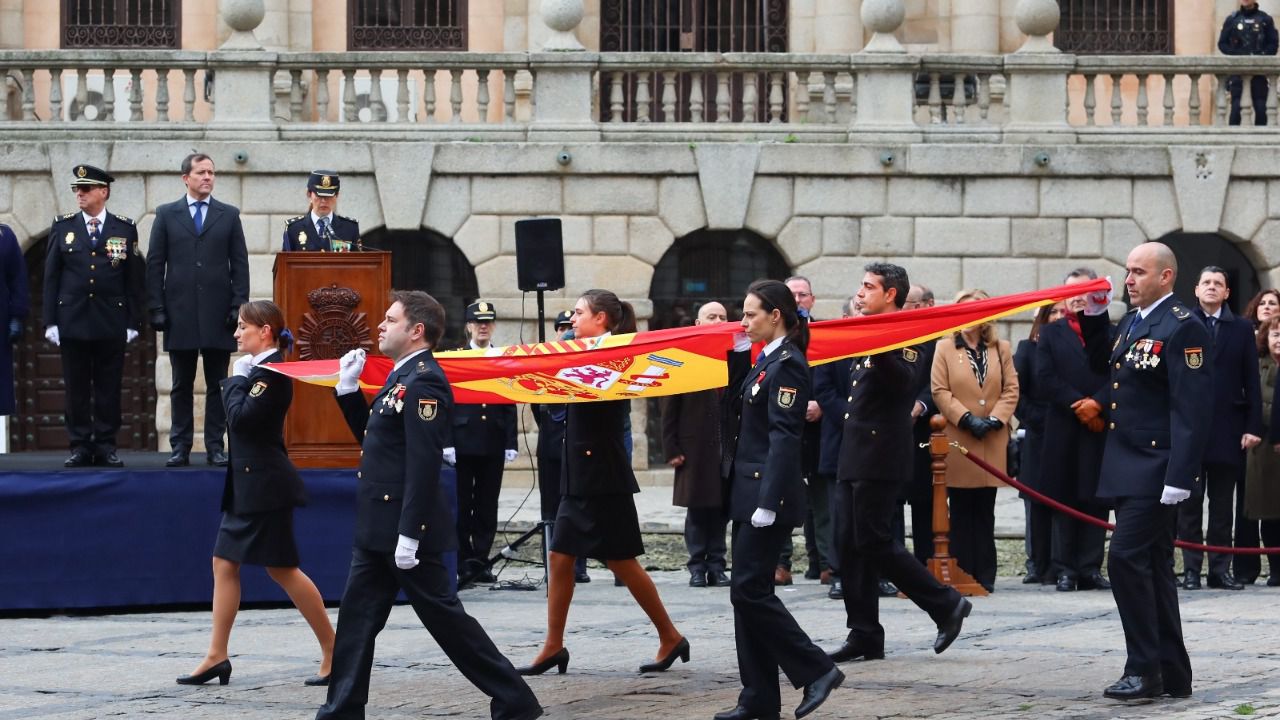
top-left (1175, 266), bottom-right (1262, 590)
top-left (281, 171), bottom-right (362, 252)
top-left (826, 263), bottom-right (970, 666)
top-left (446, 301), bottom-right (518, 585)
top-left (662, 300), bottom-right (731, 587)
top-left (318, 290), bottom-right (541, 720)
top-left (812, 295), bottom-right (855, 600)
top-left (904, 285), bottom-right (939, 565)
top-left (146, 153), bottom-right (250, 468)
top-left (1079, 242), bottom-right (1210, 701)
top-left (43, 165), bottom-right (144, 468)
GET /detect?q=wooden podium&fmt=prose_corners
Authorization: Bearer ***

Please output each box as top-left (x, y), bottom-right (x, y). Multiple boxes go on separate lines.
top-left (273, 251), bottom-right (391, 468)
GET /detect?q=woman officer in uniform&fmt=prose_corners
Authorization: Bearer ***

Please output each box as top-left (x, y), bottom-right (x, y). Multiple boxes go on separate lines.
top-left (177, 300), bottom-right (335, 686)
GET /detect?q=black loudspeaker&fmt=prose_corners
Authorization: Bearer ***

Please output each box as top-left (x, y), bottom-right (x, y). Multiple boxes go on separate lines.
top-left (515, 218), bottom-right (565, 292)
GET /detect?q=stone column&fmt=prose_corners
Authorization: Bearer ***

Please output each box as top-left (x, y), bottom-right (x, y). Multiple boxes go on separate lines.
top-left (853, 0), bottom-right (922, 140)
top-left (0, 0), bottom-right (23, 49)
top-left (1003, 0), bottom-right (1074, 142)
top-left (529, 0), bottom-right (600, 140)
top-left (951, 0), bottom-right (1000, 54)
top-left (816, 0), bottom-right (864, 52)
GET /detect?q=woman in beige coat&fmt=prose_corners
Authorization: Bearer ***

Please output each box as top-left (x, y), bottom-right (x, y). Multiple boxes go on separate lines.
top-left (931, 289), bottom-right (1020, 591)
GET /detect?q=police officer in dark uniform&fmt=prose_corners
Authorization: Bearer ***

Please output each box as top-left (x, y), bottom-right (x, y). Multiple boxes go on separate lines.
top-left (281, 171), bottom-right (361, 252)
top-left (447, 300), bottom-right (518, 585)
top-left (826, 263), bottom-right (970, 666)
top-left (318, 290), bottom-right (541, 720)
top-left (1219, 0), bottom-right (1279, 125)
top-left (1078, 242), bottom-right (1211, 701)
top-left (43, 164), bottom-right (144, 468)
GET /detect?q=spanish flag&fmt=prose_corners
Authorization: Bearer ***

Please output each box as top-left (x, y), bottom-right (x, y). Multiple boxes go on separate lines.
top-left (265, 279), bottom-right (1108, 404)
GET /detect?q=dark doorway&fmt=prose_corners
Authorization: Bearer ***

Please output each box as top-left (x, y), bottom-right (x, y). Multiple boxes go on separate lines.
top-left (9, 237), bottom-right (159, 452)
top-left (360, 227), bottom-right (479, 350)
top-left (645, 229), bottom-right (791, 465)
top-left (1157, 233), bottom-right (1260, 317)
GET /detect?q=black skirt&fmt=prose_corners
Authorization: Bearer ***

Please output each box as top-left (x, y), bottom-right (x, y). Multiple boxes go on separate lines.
top-left (549, 493), bottom-right (644, 561)
top-left (212, 508), bottom-right (300, 567)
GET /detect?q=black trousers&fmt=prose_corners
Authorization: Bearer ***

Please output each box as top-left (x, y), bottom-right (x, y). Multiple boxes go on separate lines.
top-left (947, 487), bottom-right (998, 588)
top-left (1177, 461), bottom-right (1240, 577)
top-left (684, 506), bottom-right (728, 574)
top-left (1228, 75), bottom-right (1270, 126)
top-left (168, 348), bottom-right (230, 454)
top-left (1026, 499), bottom-right (1055, 578)
top-left (730, 521), bottom-right (833, 714)
top-left (456, 452), bottom-right (506, 568)
top-left (59, 337), bottom-right (126, 455)
top-left (908, 488), bottom-right (934, 565)
top-left (1108, 496), bottom-right (1191, 685)
top-left (833, 479), bottom-right (960, 648)
top-left (316, 547), bottom-right (540, 720)
top-left (1050, 500), bottom-right (1108, 579)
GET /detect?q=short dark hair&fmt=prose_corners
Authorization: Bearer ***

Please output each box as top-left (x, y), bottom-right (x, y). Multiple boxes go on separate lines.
top-left (1199, 265), bottom-right (1229, 287)
top-left (1066, 267), bottom-right (1098, 282)
top-left (181, 153), bottom-right (213, 175)
top-left (746, 279), bottom-right (808, 352)
top-left (864, 262), bottom-right (910, 309)
top-left (390, 290), bottom-right (445, 348)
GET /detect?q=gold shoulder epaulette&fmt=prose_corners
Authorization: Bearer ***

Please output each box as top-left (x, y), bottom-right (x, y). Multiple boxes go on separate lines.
top-left (110, 213), bottom-right (135, 225)
top-left (284, 215), bottom-right (305, 226)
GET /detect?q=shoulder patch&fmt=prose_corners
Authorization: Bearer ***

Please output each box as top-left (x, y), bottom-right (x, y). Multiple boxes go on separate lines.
top-left (1184, 347), bottom-right (1204, 369)
top-left (1171, 305), bottom-right (1191, 320)
top-left (417, 398), bottom-right (438, 421)
top-left (249, 380), bottom-right (268, 397)
top-left (902, 347), bottom-right (919, 363)
top-left (110, 213), bottom-right (134, 225)
top-left (777, 386), bottom-right (797, 409)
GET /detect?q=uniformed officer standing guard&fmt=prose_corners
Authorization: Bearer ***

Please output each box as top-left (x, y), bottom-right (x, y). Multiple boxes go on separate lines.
top-left (1079, 242), bottom-right (1211, 701)
top-left (43, 165), bottom-right (144, 468)
top-left (281, 171), bottom-right (361, 252)
top-left (445, 300), bottom-right (518, 585)
top-left (1219, 0), bottom-right (1279, 126)
top-left (318, 290), bottom-right (541, 720)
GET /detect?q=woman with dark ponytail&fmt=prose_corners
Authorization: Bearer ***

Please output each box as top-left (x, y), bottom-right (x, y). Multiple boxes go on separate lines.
top-left (518, 289), bottom-right (689, 676)
top-left (177, 300), bottom-right (335, 687)
top-left (716, 279), bottom-right (841, 720)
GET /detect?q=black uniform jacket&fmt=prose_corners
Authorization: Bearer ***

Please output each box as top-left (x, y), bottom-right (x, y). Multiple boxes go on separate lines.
top-left (836, 345), bottom-right (924, 485)
top-left (220, 351), bottom-right (307, 514)
top-left (1081, 298), bottom-right (1213, 499)
top-left (813, 356), bottom-right (853, 476)
top-left (145, 196), bottom-right (249, 352)
top-left (1035, 318), bottom-right (1109, 500)
top-left (561, 399), bottom-right (638, 497)
top-left (336, 350), bottom-right (456, 554)
top-left (281, 213), bottom-right (360, 252)
top-left (1194, 306), bottom-right (1263, 466)
top-left (1219, 7), bottom-right (1279, 55)
top-left (43, 211), bottom-right (144, 340)
top-left (724, 340), bottom-right (810, 527)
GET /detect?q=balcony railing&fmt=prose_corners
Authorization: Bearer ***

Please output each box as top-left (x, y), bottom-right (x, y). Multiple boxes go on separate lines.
top-left (4, 49), bottom-right (1280, 141)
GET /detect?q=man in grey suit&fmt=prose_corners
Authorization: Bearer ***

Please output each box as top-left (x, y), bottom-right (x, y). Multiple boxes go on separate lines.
top-left (145, 153), bottom-right (250, 467)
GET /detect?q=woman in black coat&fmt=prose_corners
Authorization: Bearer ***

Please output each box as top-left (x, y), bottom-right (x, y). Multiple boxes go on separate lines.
top-left (518, 289), bottom-right (687, 676)
top-left (1012, 303), bottom-right (1059, 585)
top-left (717, 279), bottom-right (841, 720)
top-left (177, 300), bottom-right (334, 686)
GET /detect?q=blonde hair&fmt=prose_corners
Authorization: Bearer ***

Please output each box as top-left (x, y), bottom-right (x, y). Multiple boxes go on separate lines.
top-left (953, 288), bottom-right (999, 345)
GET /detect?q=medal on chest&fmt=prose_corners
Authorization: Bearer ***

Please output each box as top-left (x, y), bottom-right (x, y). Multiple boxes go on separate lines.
top-left (750, 370), bottom-right (766, 398)
top-left (382, 384), bottom-right (406, 413)
top-left (1124, 338), bottom-right (1163, 369)
top-left (105, 237), bottom-right (127, 266)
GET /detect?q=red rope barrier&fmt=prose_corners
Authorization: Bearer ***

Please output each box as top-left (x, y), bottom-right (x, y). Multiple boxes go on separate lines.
top-left (957, 446), bottom-right (1280, 556)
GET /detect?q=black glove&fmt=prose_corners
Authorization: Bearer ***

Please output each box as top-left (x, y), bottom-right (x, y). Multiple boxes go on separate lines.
top-left (150, 308), bottom-right (168, 332)
top-left (983, 416), bottom-right (1004, 432)
top-left (226, 307), bottom-right (240, 331)
top-left (959, 412), bottom-right (991, 439)
top-left (7, 318), bottom-right (20, 343)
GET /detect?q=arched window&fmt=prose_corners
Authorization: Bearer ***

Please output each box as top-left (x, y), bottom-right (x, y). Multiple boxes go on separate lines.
top-left (1157, 232), bottom-right (1260, 316)
top-left (1055, 0), bottom-right (1174, 55)
top-left (62, 0), bottom-right (181, 48)
top-left (359, 227), bottom-right (479, 349)
top-left (348, 0), bottom-right (468, 50)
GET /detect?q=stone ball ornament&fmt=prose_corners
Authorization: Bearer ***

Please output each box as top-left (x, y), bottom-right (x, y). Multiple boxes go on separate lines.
top-left (862, 0), bottom-right (906, 34)
top-left (222, 0), bottom-right (266, 33)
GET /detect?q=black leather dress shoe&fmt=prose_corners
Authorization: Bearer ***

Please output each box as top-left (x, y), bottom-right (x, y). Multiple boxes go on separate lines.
top-left (826, 639), bottom-right (884, 663)
top-left (166, 450), bottom-right (190, 467)
top-left (827, 577), bottom-right (843, 600)
top-left (1078, 571), bottom-right (1111, 590)
top-left (795, 666), bottom-right (844, 718)
top-left (1056, 574), bottom-right (1077, 592)
top-left (1164, 684), bottom-right (1192, 699)
top-left (1022, 571), bottom-right (1041, 584)
top-left (1103, 674), bottom-right (1163, 700)
top-left (803, 563), bottom-right (821, 581)
top-left (1207, 573), bottom-right (1245, 590)
top-left (207, 450), bottom-right (229, 467)
top-left (934, 598), bottom-right (972, 654)
top-left (64, 449), bottom-right (94, 468)
top-left (97, 451), bottom-right (124, 468)
top-left (878, 579), bottom-right (899, 597)
top-left (1181, 571), bottom-right (1201, 590)
top-left (708, 570), bottom-right (730, 586)
top-left (574, 570), bottom-right (592, 584)
top-left (713, 705), bottom-right (780, 720)
top-left (690, 572), bottom-right (708, 588)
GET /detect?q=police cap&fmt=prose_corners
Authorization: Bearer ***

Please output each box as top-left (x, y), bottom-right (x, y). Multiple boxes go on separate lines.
top-left (466, 301), bottom-right (497, 323)
top-left (70, 164), bottom-right (114, 188)
top-left (307, 170), bottom-right (341, 197)
top-left (554, 310), bottom-right (573, 329)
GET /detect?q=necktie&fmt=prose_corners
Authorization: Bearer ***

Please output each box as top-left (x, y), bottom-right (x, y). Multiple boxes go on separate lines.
top-left (88, 218), bottom-right (100, 248)
top-left (755, 350), bottom-right (766, 366)
top-left (1207, 316), bottom-right (1218, 339)
top-left (317, 218), bottom-right (329, 239)
top-left (192, 201), bottom-right (206, 234)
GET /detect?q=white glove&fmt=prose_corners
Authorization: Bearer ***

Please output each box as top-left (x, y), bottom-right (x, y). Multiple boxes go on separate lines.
top-left (1083, 276), bottom-right (1113, 317)
top-left (232, 354), bottom-right (253, 378)
top-left (336, 348), bottom-right (367, 393)
top-left (442, 447), bottom-right (456, 465)
top-left (732, 331), bottom-right (752, 353)
top-left (394, 534), bottom-right (420, 570)
top-left (1160, 485), bottom-right (1192, 505)
top-left (126, 329), bottom-right (139, 344)
top-left (504, 449), bottom-right (518, 464)
top-left (750, 507), bottom-right (776, 528)
top-left (45, 326), bottom-right (60, 347)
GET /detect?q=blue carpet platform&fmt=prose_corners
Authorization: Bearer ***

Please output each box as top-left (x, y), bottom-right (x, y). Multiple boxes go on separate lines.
top-left (0, 452), bottom-right (455, 612)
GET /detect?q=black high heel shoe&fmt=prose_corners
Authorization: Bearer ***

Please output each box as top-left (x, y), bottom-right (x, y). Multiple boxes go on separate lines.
top-left (176, 659), bottom-right (232, 686)
top-left (516, 648), bottom-right (570, 676)
top-left (639, 637), bottom-right (690, 673)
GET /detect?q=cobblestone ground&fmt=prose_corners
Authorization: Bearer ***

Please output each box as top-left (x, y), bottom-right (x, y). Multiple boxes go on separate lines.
top-left (2, 569), bottom-right (1278, 720)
